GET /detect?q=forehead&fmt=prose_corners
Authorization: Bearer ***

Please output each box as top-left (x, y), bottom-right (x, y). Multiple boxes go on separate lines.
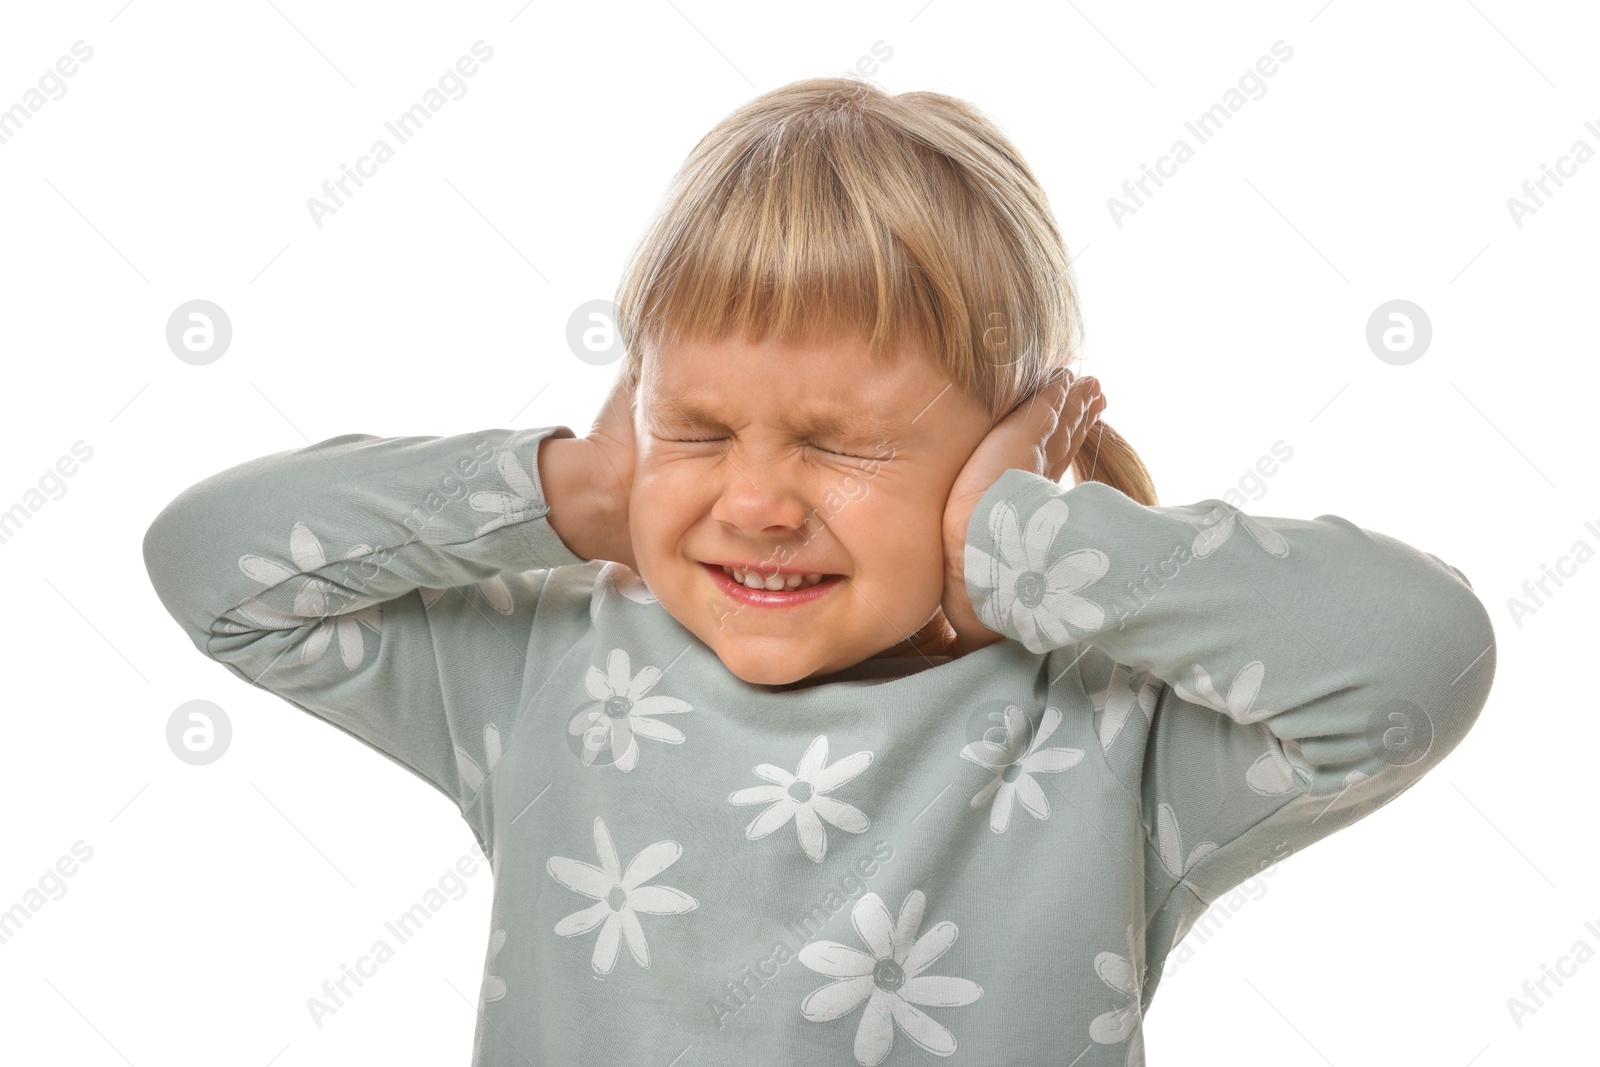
top-left (643, 329), bottom-right (934, 396)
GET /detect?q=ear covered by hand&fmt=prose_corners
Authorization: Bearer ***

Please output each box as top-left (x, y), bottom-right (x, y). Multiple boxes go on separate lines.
top-left (937, 369), bottom-right (1107, 656)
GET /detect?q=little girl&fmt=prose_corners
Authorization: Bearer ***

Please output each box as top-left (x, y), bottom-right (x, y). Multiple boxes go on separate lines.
top-left (143, 77), bottom-right (1496, 1066)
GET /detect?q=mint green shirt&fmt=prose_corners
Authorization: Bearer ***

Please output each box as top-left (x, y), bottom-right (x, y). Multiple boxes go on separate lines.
top-left (142, 424), bottom-right (1496, 1065)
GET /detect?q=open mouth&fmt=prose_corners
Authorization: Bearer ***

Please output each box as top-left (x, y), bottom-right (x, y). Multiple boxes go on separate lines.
top-left (712, 563), bottom-right (840, 591)
top-left (699, 562), bottom-right (845, 606)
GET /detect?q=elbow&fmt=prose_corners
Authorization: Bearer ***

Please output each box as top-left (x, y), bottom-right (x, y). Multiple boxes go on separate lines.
top-left (141, 488), bottom-right (220, 641)
top-left (1436, 579), bottom-right (1497, 753)
top-left (1348, 523), bottom-right (1498, 770)
top-left (1382, 573), bottom-right (1497, 781)
top-left (1316, 533), bottom-right (1497, 789)
top-left (141, 505), bottom-right (170, 588)
top-left (142, 495), bottom-right (191, 605)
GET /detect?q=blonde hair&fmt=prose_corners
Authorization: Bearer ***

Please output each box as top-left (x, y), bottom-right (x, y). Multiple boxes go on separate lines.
top-left (614, 76), bottom-right (1157, 506)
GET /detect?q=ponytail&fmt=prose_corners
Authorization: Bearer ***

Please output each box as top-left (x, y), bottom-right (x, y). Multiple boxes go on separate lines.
top-left (1072, 419), bottom-right (1158, 507)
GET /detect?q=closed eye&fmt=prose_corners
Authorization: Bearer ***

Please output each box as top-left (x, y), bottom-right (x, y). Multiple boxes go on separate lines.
top-left (666, 436), bottom-right (873, 462)
top-left (654, 432), bottom-right (737, 453)
top-left (804, 443), bottom-right (871, 461)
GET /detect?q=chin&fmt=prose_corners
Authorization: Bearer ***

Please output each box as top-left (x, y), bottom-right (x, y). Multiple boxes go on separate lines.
top-left (717, 652), bottom-right (813, 688)
top-left (711, 641), bottom-right (844, 688)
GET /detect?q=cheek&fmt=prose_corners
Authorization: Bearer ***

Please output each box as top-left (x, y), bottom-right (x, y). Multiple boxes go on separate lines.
top-left (627, 471), bottom-right (693, 548)
top-left (829, 488), bottom-right (942, 570)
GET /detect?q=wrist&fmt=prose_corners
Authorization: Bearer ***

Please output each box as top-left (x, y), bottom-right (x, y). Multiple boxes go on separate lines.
top-left (539, 436), bottom-right (630, 566)
top-left (582, 437), bottom-right (637, 572)
top-left (943, 540), bottom-right (1003, 656)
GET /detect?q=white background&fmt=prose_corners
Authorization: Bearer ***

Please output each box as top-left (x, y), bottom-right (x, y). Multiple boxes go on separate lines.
top-left (0, 1), bottom-right (1594, 1064)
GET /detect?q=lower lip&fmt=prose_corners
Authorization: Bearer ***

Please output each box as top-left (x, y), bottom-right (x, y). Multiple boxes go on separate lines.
top-left (701, 563), bottom-right (844, 608)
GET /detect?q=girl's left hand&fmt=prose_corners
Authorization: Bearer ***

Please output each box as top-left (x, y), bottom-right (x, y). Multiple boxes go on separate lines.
top-left (939, 369), bottom-right (1106, 655)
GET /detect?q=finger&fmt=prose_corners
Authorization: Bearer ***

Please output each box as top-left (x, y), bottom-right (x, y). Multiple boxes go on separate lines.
top-left (1043, 376), bottom-right (1102, 481)
top-left (1007, 370), bottom-right (1075, 440)
top-left (1044, 374), bottom-right (1093, 438)
top-left (1074, 376), bottom-right (1104, 422)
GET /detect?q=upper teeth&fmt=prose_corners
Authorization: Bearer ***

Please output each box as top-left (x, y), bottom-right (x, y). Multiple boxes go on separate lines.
top-left (721, 565), bottom-right (826, 590)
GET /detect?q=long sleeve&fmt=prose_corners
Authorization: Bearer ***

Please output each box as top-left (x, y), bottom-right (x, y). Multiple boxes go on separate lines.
top-left (962, 469), bottom-right (1497, 1000)
top-left (142, 425), bottom-right (589, 853)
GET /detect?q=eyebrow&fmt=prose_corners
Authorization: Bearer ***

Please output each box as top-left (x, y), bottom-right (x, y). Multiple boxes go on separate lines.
top-left (652, 395), bottom-right (901, 444)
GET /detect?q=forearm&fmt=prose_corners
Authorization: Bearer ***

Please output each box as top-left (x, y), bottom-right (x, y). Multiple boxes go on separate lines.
top-left (143, 426), bottom-right (587, 655)
top-left (963, 469), bottom-right (1496, 792)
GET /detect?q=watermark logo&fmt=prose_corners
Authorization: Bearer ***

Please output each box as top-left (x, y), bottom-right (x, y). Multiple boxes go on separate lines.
top-left (1505, 119), bottom-right (1600, 229)
top-left (0, 840), bottom-right (95, 947)
top-left (1506, 917), bottom-right (1600, 1029)
top-left (1365, 299), bottom-right (1431, 365)
top-left (166, 300), bottom-right (232, 365)
top-left (563, 649), bottom-right (691, 771)
top-left (166, 699), bottom-right (232, 765)
top-left (963, 696), bottom-right (1041, 753)
top-left (1363, 698), bottom-right (1433, 769)
top-left (1107, 40), bottom-right (1295, 228)
top-left (837, 39), bottom-right (893, 85)
top-left (1160, 841), bottom-right (1294, 981)
top-left (306, 845), bottom-right (491, 1027)
top-left (1506, 516), bottom-right (1600, 629)
top-left (708, 839), bottom-right (894, 1031)
top-left (567, 299), bottom-right (623, 366)
top-left (0, 40), bottom-right (94, 148)
top-left (567, 698), bottom-right (625, 769)
top-left (304, 41), bottom-right (494, 229)
top-left (0, 440), bottom-right (94, 549)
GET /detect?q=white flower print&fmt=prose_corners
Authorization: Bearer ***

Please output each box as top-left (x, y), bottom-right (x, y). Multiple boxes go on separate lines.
top-left (1171, 659), bottom-right (1270, 724)
top-left (547, 816), bottom-right (698, 976)
top-left (567, 648), bottom-right (692, 772)
top-left (1245, 749), bottom-right (1297, 796)
top-left (798, 890), bottom-right (983, 1065)
top-left (1246, 734), bottom-right (1320, 797)
top-left (589, 562), bottom-right (658, 627)
top-left (592, 561), bottom-right (658, 613)
top-left (959, 704), bottom-right (1084, 834)
top-left (229, 522), bottom-right (384, 670)
top-left (1092, 664), bottom-right (1160, 754)
top-left (481, 927), bottom-right (507, 1003)
top-left (420, 575), bottom-right (516, 616)
top-left (1089, 923), bottom-right (1146, 1067)
top-left (728, 736), bottom-right (872, 862)
top-left (469, 449), bottom-right (545, 537)
top-left (455, 722), bottom-right (502, 799)
top-left (964, 494), bottom-right (1109, 653)
top-left (1190, 502), bottom-right (1289, 560)
top-left (1251, 735), bottom-right (1319, 798)
top-left (1152, 802), bottom-right (1217, 891)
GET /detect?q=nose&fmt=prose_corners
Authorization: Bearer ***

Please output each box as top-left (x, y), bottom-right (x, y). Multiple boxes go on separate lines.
top-left (707, 449), bottom-right (821, 541)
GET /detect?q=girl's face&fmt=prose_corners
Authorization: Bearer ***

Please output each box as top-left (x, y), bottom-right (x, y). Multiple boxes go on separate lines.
top-left (630, 332), bottom-right (993, 687)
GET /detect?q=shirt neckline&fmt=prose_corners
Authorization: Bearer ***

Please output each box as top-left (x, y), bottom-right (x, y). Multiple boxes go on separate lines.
top-left (745, 635), bottom-right (1024, 697)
